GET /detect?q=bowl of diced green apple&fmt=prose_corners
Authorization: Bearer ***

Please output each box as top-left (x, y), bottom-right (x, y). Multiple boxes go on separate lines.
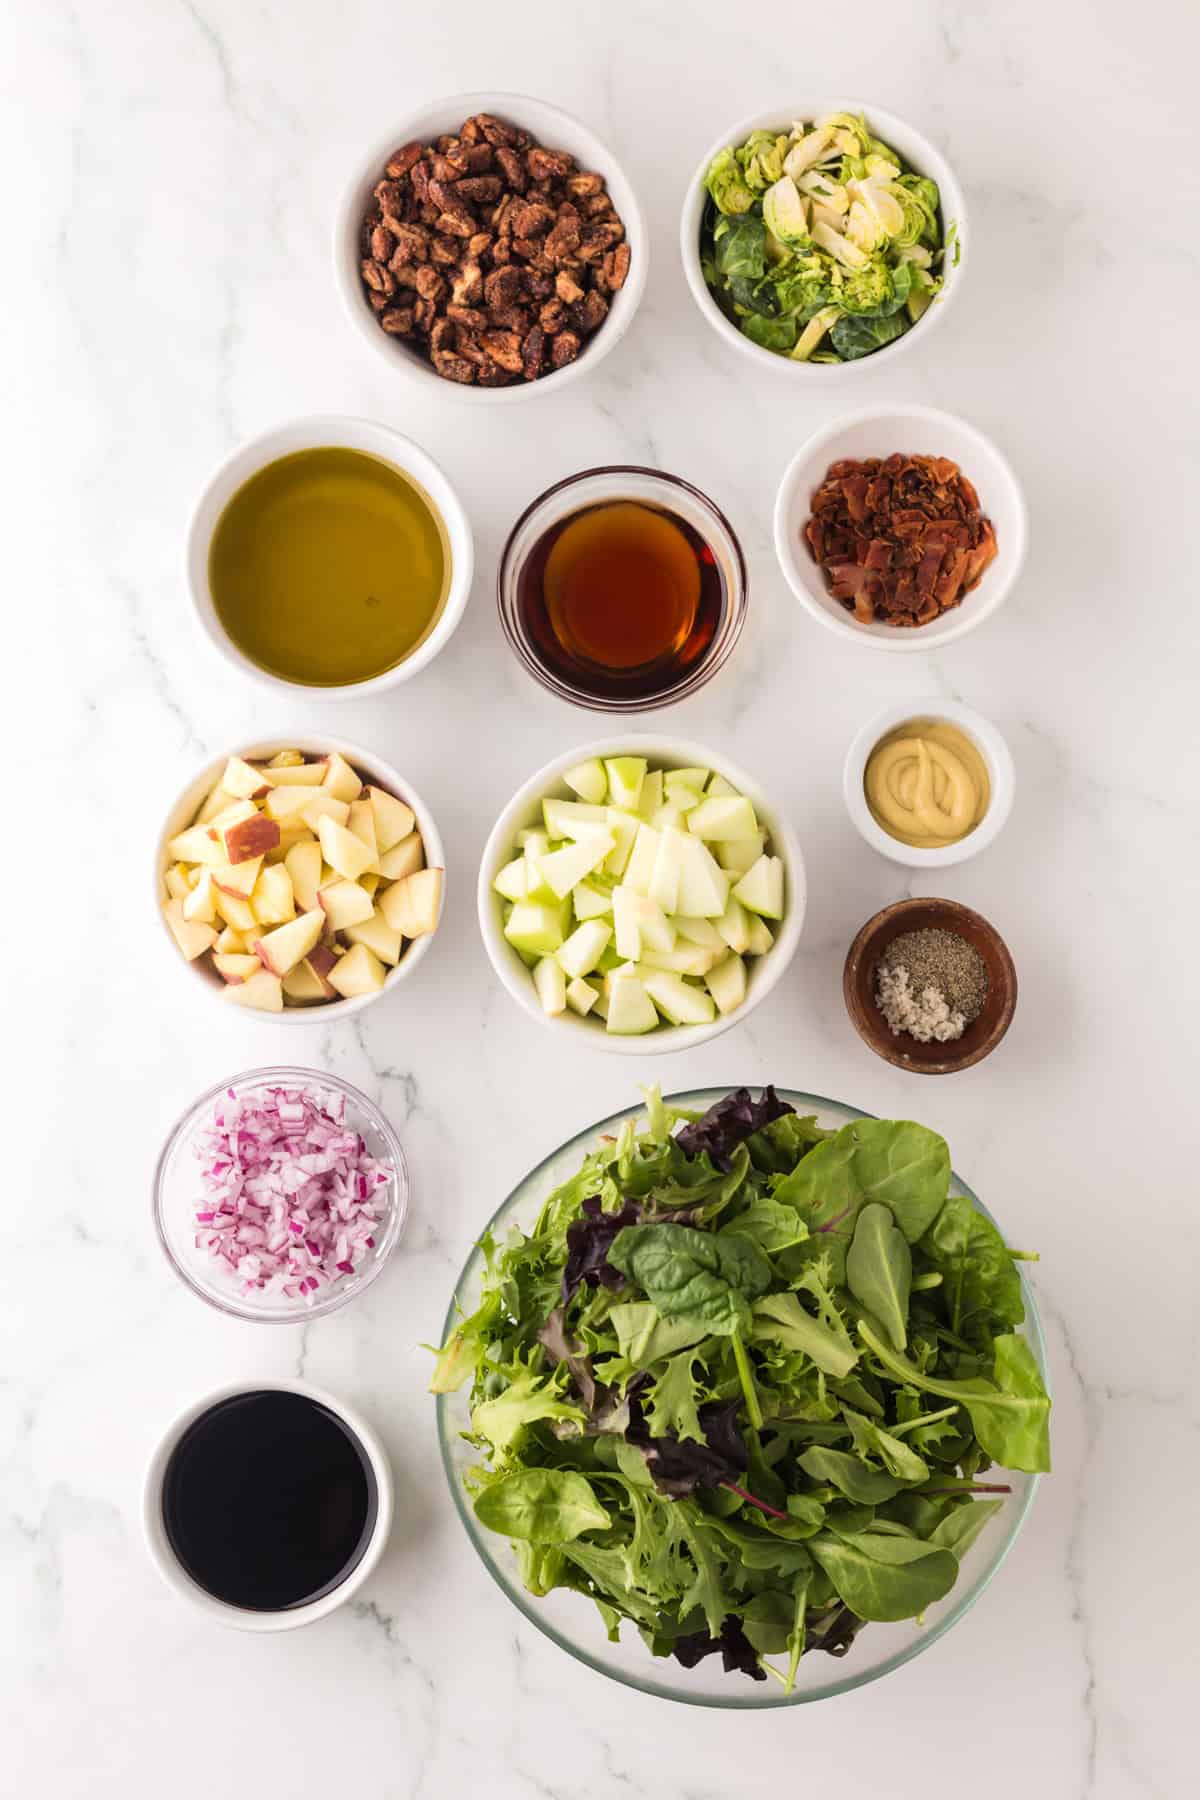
top-left (477, 738), bottom-right (804, 1052)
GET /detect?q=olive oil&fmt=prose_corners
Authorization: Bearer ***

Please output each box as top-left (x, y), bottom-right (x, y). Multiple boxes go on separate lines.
top-left (516, 500), bottom-right (725, 703)
top-left (209, 447), bottom-right (449, 687)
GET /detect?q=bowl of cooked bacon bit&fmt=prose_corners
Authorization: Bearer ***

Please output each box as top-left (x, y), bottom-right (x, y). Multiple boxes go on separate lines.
top-left (774, 405), bottom-right (1026, 650)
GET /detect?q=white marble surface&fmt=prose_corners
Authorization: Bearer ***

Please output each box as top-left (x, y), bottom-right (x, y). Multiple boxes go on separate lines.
top-left (7, 0), bottom-right (1199, 1792)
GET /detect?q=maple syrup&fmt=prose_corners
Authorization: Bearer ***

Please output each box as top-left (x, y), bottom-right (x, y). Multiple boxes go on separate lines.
top-left (515, 499), bottom-right (726, 703)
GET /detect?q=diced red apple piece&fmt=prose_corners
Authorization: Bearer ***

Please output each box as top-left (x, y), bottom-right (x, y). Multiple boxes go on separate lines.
top-left (213, 952), bottom-right (262, 984)
top-left (326, 943), bottom-right (386, 998)
top-left (166, 824), bottom-right (225, 866)
top-left (317, 879), bottom-right (375, 930)
top-left (378, 832), bottom-right (424, 881)
top-left (304, 943), bottom-right (340, 997)
top-left (322, 752), bottom-right (362, 804)
top-left (251, 862), bottom-right (295, 925)
top-left (253, 908), bottom-right (324, 977)
top-left (162, 898), bottom-right (217, 962)
top-left (301, 791), bottom-right (350, 832)
top-left (215, 926), bottom-right (247, 953)
top-left (347, 799), bottom-right (380, 869)
top-left (223, 969), bottom-right (283, 1012)
top-left (264, 758), bottom-right (326, 786)
top-left (317, 814), bottom-right (374, 881)
top-left (211, 856), bottom-right (262, 900)
top-left (267, 823), bottom-right (312, 862)
top-left (196, 781), bottom-right (236, 824)
top-left (209, 802), bottom-right (280, 864)
top-left (222, 756), bottom-right (273, 799)
top-left (285, 840), bottom-right (322, 912)
top-left (360, 871), bottom-right (381, 898)
top-left (164, 864), bottom-right (190, 901)
top-left (265, 785), bottom-right (317, 823)
top-left (367, 786), bottom-right (415, 853)
top-left (345, 906), bottom-right (403, 965)
top-left (282, 961), bottom-right (329, 1003)
top-left (213, 889), bottom-right (257, 934)
top-left (182, 870), bottom-right (217, 924)
top-left (379, 867), bottom-right (443, 938)
top-left (266, 749), bottom-right (304, 767)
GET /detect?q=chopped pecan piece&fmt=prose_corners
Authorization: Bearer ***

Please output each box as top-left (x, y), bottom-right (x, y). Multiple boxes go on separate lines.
top-left (495, 146), bottom-right (527, 192)
top-left (476, 112), bottom-right (519, 147)
top-left (462, 143), bottom-right (494, 173)
top-left (467, 231), bottom-right (493, 261)
top-left (522, 270), bottom-right (554, 300)
top-left (538, 297), bottom-right (567, 333)
top-left (388, 262), bottom-right (421, 291)
top-left (544, 207), bottom-right (582, 265)
top-left (522, 325), bottom-right (546, 380)
top-left (510, 199), bottom-right (556, 237)
top-left (458, 174), bottom-right (503, 203)
top-left (414, 265), bottom-right (445, 301)
top-left (601, 243), bottom-right (631, 290)
top-left (550, 330), bottom-right (581, 369)
top-left (554, 268), bottom-right (585, 305)
top-left (429, 234), bottom-right (461, 266)
top-left (385, 142), bottom-right (424, 179)
top-left (451, 261), bottom-right (484, 306)
top-left (446, 303), bottom-right (489, 331)
top-left (476, 360), bottom-right (514, 386)
top-left (436, 208), bottom-right (475, 239)
top-left (360, 257), bottom-right (394, 296)
top-left (367, 290), bottom-right (388, 313)
top-left (380, 305), bottom-right (415, 335)
top-left (409, 160), bottom-right (431, 204)
top-left (413, 296), bottom-right (437, 334)
top-left (527, 145), bottom-right (573, 180)
top-left (490, 303), bottom-right (531, 334)
top-left (389, 223), bottom-right (430, 266)
top-left (480, 329), bottom-right (524, 374)
top-left (483, 264), bottom-right (523, 310)
top-left (571, 289), bottom-right (609, 333)
top-left (582, 192), bottom-right (614, 218)
top-left (565, 171), bottom-right (604, 197)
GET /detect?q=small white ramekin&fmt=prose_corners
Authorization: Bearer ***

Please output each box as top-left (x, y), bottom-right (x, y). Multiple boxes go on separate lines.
top-left (334, 92), bottom-right (647, 403)
top-left (142, 1379), bottom-right (393, 1632)
top-left (774, 404), bottom-right (1027, 652)
top-left (154, 733), bottom-right (445, 1024)
top-left (478, 735), bottom-right (805, 1055)
top-left (185, 414), bottom-right (473, 699)
top-left (843, 699), bottom-right (1015, 868)
top-left (679, 100), bottom-right (966, 381)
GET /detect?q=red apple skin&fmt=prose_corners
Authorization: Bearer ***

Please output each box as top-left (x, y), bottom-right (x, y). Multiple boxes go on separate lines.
top-left (304, 943), bottom-right (339, 997)
top-left (223, 815), bottom-right (281, 863)
top-left (252, 940), bottom-right (282, 977)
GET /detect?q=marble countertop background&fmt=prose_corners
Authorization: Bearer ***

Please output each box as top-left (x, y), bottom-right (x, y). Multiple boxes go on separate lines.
top-left (6, 0), bottom-right (1198, 1794)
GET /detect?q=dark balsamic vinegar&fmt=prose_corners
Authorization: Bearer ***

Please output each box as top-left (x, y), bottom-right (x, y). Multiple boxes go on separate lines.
top-left (162, 1390), bottom-right (377, 1611)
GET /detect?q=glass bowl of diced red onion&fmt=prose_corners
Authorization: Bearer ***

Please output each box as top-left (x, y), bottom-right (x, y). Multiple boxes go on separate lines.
top-left (153, 1067), bottom-right (408, 1321)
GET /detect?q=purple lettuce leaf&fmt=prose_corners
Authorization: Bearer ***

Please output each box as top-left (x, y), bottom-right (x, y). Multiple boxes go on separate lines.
top-left (676, 1087), bottom-right (794, 1171)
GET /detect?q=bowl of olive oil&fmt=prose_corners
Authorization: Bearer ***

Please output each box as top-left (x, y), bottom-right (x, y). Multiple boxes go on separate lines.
top-left (187, 415), bottom-right (473, 697)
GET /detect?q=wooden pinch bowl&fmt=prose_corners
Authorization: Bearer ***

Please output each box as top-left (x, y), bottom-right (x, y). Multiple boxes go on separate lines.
top-left (843, 897), bottom-right (1016, 1075)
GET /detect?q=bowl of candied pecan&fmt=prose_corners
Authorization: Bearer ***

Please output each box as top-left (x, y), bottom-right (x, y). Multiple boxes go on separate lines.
top-left (335, 93), bottom-right (646, 399)
top-left (773, 404), bottom-right (1027, 650)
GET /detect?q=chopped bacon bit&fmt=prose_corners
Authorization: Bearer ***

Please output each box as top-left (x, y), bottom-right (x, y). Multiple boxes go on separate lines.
top-left (803, 452), bottom-right (999, 627)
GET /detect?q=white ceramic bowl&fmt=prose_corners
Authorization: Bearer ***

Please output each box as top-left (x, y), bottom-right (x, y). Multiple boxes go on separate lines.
top-left (843, 699), bottom-right (1016, 869)
top-left (334, 92), bottom-right (648, 403)
top-left (142, 1379), bottom-right (393, 1631)
top-left (478, 736), bottom-right (805, 1055)
top-left (774, 404), bottom-right (1027, 651)
top-left (154, 734), bottom-right (445, 1025)
top-left (679, 101), bottom-right (966, 380)
top-left (186, 414), bottom-right (473, 698)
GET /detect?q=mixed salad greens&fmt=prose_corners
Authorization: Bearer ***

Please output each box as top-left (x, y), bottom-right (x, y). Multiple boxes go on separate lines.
top-left (700, 113), bottom-right (948, 363)
top-left (433, 1086), bottom-right (1050, 1689)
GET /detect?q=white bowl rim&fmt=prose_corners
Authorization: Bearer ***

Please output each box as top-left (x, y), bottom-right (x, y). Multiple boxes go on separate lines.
top-left (678, 98), bottom-right (967, 380)
top-left (333, 90), bottom-right (649, 405)
top-left (477, 733), bottom-right (805, 1055)
top-left (773, 402), bottom-right (1028, 652)
top-left (185, 413), bottom-right (475, 699)
top-left (141, 1377), bottom-right (394, 1631)
top-left (842, 698), bottom-right (1016, 868)
top-left (153, 732), bottom-right (445, 1025)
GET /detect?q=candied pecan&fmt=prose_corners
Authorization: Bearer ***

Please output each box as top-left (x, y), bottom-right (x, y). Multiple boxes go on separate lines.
top-left (360, 257), bottom-right (394, 296)
top-left (490, 238), bottom-right (513, 266)
top-left (428, 177), bottom-right (462, 212)
top-left (462, 143), bottom-right (494, 173)
top-left (448, 303), bottom-right (490, 331)
top-left (477, 360), bottom-right (514, 386)
top-left (380, 304), bottom-right (415, 335)
top-left (367, 290), bottom-right (387, 313)
top-left (454, 330), bottom-right (489, 366)
top-left (389, 222), bottom-right (430, 265)
top-left (601, 243), bottom-right (630, 290)
top-left (409, 160), bottom-right (431, 204)
top-left (527, 145), bottom-right (573, 180)
top-left (458, 174), bottom-right (503, 203)
top-left (571, 289), bottom-right (609, 333)
top-left (554, 268), bottom-right (585, 304)
top-left (388, 262), bottom-right (421, 291)
top-left (414, 265), bottom-right (445, 301)
top-left (451, 261), bottom-right (484, 306)
top-left (522, 325), bottom-right (546, 380)
top-left (436, 208), bottom-right (475, 239)
top-left (480, 329), bottom-right (524, 373)
top-left (385, 142), bottom-right (423, 179)
top-left (370, 223), bottom-right (395, 262)
top-left (434, 133), bottom-right (459, 154)
top-left (490, 303), bottom-right (531, 334)
top-left (475, 113), bottom-right (518, 147)
top-left (522, 270), bottom-right (554, 300)
top-left (374, 178), bottom-right (407, 219)
top-left (460, 115), bottom-right (483, 143)
top-left (544, 208), bottom-right (582, 265)
top-left (551, 329), bottom-right (581, 369)
top-left (510, 199), bottom-right (556, 238)
top-left (429, 234), bottom-right (461, 266)
top-left (495, 145), bottom-right (527, 191)
top-left (413, 296), bottom-right (437, 334)
top-left (467, 231), bottom-right (493, 261)
top-left (565, 171), bottom-right (604, 198)
top-left (491, 193), bottom-right (516, 235)
top-left (582, 192), bottom-right (614, 218)
top-left (483, 264), bottom-right (523, 310)
top-left (538, 297), bottom-right (567, 333)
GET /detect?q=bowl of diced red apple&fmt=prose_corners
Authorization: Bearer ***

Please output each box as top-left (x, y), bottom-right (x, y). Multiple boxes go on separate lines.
top-left (477, 737), bottom-right (804, 1053)
top-left (156, 736), bottom-right (444, 1019)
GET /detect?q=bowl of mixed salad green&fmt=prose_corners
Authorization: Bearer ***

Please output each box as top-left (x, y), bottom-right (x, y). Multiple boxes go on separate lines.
top-left (433, 1085), bottom-right (1049, 1706)
top-left (680, 104), bottom-right (965, 373)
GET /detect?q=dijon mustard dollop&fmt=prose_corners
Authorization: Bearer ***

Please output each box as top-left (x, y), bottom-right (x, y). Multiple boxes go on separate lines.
top-left (864, 718), bottom-right (990, 849)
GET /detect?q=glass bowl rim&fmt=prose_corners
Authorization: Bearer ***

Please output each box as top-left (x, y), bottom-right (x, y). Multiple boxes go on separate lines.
top-left (153, 1064), bottom-right (409, 1323)
top-left (496, 464), bottom-right (749, 713)
top-left (436, 1084), bottom-right (1047, 1708)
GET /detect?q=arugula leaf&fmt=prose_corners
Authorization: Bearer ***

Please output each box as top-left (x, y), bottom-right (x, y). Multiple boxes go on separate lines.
top-left (809, 1530), bottom-right (959, 1621)
top-left (474, 1469), bottom-right (610, 1543)
top-left (608, 1223), bottom-right (773, 1335)
top-left (859, 1323), bottom-right (1051, 1472)
top-left (846, 1203), bottom-right (912, 1350)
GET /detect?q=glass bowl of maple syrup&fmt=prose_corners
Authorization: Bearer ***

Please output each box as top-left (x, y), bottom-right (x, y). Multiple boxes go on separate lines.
top-left (498, 467), bottom-right (747, 712)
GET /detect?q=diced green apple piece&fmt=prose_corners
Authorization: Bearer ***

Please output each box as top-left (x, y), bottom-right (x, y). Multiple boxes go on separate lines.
top-left (223, 969), bottom-right (284, 1011)
top-left (602, 808), bottom-right (640, 878)
top-left (622, 823), bottom-right (661, 897)
top-left (605, 972), bottom-right (658, 1035)
top-left (378, 832), bottom-right (424, 881)
top-left (379, 868), bottom-right (442, 938)
top-left (705, 952), bottom-right (748, 1015)
top-left (675, 836), bottom-right (730, 917)
top-left (322, 752), bottom-right (363, 804)
top-left (706, 772), bottom-right (737, 798)
top-left (565, 976), bottom-right (599, 1016)
top-left (542, 797), bottom-right (607, 839)
top-left (344, 907), bottom-right (404, 966)
top-left (716, 893), bottom-right (752, 954)
top-left (533, 955), bottom-right (567, 1015)
top-left (647, 826), bottom-right (687, 914)
top-left (633, 894), bottom-right (676, 953)
top-left (592, 984), bottom-right (609, 1020)
top-left (572, 879), bottom-right (613, 921)
top-left (636, 769), bottom-right (663, 819)
top-left (162, 898), bottom-right (217, 962)
top-left (504, 899), bottom-right (568, 958)
top-left (366, 786), bottom-right (414, 853)
top-left (318, 880), bottom-right (375, 931)
top-left (493, 856), bottom-right (529, 902)
top-left (603, 756), bottom-right (647, 812)
top-left (327, 943), bottom-right (386, 998)
top-left (535, 831), bottom-right (615, 900)
top-left (596, 941), bottom-right (624, 973)
top-left (612, 886), bottom-right (642, 961)
top-left (562, 758), bottom-right (608, 805)
top-left (673, 915), bottom-right (727, 951)
top-left (650, 801), bottom-right (693, 834)
top-left (253, 908), bottom-right (324, 977)
top-left (664, 767), bottom-right (710, 799)
top-left (732, 854), bottom-right (785, 920)
top-left (716, 832), bottom-right (767, 876)
top-left (285, 840), bottom-right (323, 913)
top-left (686, 795), bottom-right (760, 841)
top-left (555, 918), bottom-right (612, 979)
top-left (641, 969), bottom-right (716, 1027)
top-left (639, 944), bottom-right (719, 977)
top-left (744, 913), bottom-right (775, 956)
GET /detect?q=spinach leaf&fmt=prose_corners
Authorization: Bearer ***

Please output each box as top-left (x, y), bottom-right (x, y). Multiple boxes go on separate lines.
top-left (920, 1192), bottom-right (1025, 1345)
top-left (798, 1445), bottom-right (902, 1503)
top-left (929, 1497), bottom-right (1005, 1557)
top-left (846, 1203), bottom-right (912, 1350)
top-left (809, 1530), bottom-right (959, 1621)
top-left (608, 1223), bottom-right (773, 1335)
top-left (474, 1469), bottom-right (610, 1543)
top-left (774, 1119), bottom-right (951, 1281)
top-left (751, 1291), bottom-right (859, 1378)
top-left (830, 311), bottom-right (907, 360)
top-left (734, 1194), bottom-right (809, 1253)
top-left (609, 1302), bottom-right (711, 1368)
top-left (746, 1113), bottom-right (831, 1175)
top-left (859, 1323), bottom-right (1051, 1472)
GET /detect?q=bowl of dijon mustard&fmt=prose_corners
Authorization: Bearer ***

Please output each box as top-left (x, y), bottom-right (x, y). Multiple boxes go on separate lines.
top-left (843, 699), bottom-right (1015, 868)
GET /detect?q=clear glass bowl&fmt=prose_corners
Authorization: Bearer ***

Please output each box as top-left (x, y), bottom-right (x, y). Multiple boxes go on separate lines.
top-left (497, 466), bottom-right (748, 712)
top-left (154, 1067), bottom-right (409, 1322)
top-left (437, 1087), bottom-right (1047, 1708)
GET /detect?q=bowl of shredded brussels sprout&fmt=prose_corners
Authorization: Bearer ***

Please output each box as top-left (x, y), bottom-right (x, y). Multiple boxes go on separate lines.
top-left (680, 103), bottom-right (966, 375)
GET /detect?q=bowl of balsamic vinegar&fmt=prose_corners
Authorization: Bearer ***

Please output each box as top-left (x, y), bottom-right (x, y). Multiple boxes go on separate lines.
top-left (143, 1381), bottom-right (393, 1629)
top-left (497, 466), bottom-right (748, 712)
